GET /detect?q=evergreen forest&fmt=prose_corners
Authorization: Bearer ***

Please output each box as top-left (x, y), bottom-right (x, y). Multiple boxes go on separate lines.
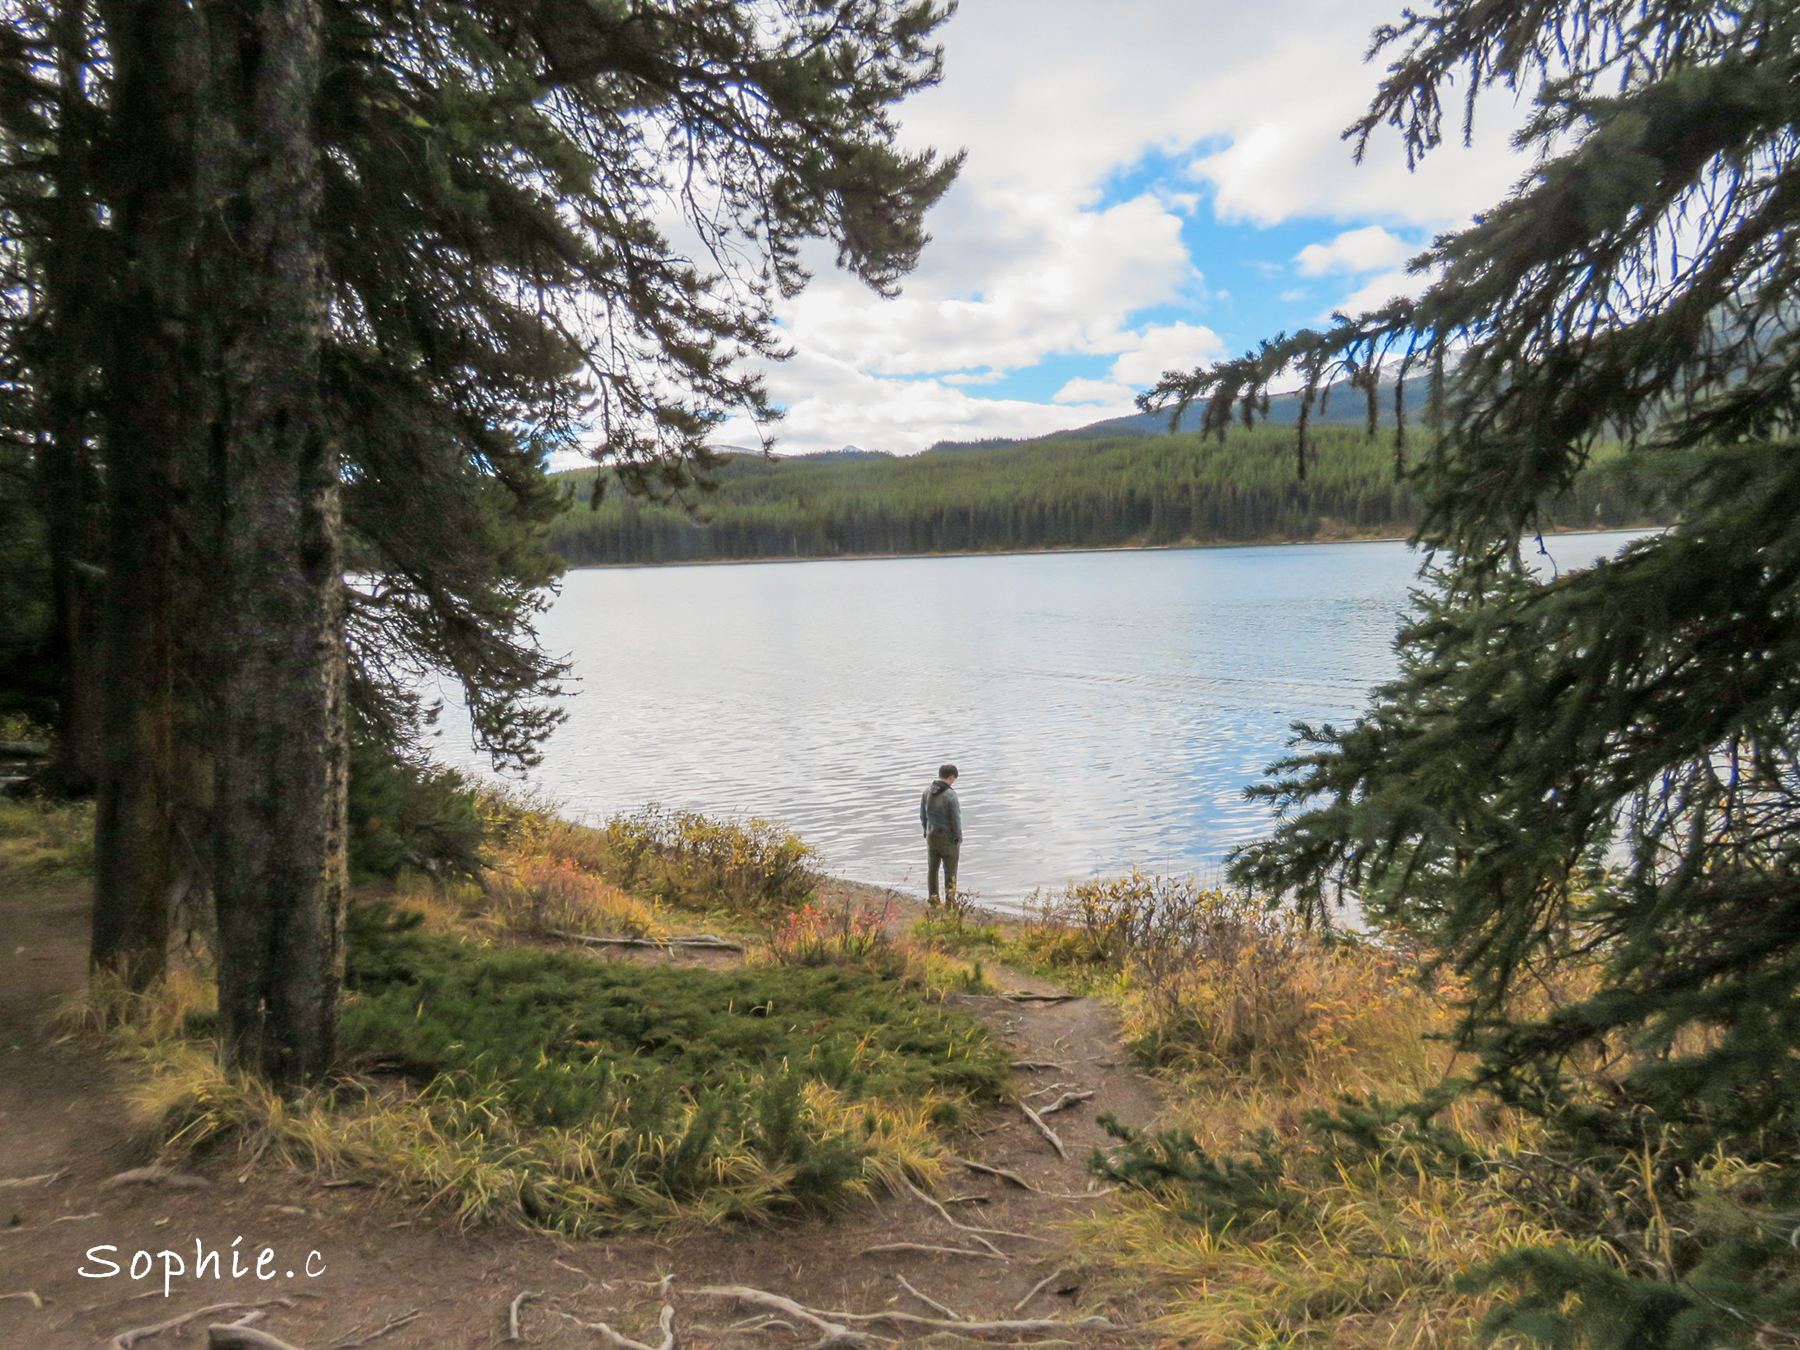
top-left (549, 424), bottom-right (1653, 566)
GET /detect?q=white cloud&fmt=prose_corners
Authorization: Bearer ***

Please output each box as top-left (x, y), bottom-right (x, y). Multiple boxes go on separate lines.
top-left (705, 0), bottom-right (1534, 457)
top-left (1295, 225), bottom-right (1416, 276)
top-left (781, 193), bottom-right (1194, 378)
top-left (1108, 322), bottom-right (1226, 387)
top-left (718, 361), bottom-right (1137, 457)
top-left (1333, 265), bottom-right (1431, 316)
top-left (1054, 377), bottom-right (1135, 405)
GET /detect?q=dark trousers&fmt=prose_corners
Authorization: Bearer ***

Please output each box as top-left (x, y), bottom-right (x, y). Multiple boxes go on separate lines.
top-left (926, 834), bottom-right (960, 903)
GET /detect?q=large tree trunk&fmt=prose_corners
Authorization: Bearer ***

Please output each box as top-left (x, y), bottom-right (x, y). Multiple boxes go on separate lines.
top-left (92, 0), bottom-right (345, 1077)
top-left (91, 0), bottom-right (216, 989)
top-left (205, 0), bottom-right (345, 1091)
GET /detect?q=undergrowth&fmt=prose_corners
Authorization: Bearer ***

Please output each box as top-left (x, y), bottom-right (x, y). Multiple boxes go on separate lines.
top-left (517, 802), bottom-right (822, 919)
top-left (0, 794), bottom-right (94, 880)
top-left (1014, 869), bottom-right (1565, 1346)
top-left (86, 903), bottom-right (1007, 1235)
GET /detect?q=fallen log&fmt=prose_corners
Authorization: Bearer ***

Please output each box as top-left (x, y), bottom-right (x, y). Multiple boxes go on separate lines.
top-left (548, 929), bottom-right (742, 952)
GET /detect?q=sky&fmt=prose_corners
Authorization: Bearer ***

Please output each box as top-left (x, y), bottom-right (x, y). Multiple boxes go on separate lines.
top-left (710, 0), bottom-right (1534, 458)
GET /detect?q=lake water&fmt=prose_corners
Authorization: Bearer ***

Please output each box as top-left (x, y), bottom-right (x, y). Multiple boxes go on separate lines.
top-left (439, 532), bottom-right (1641, 910)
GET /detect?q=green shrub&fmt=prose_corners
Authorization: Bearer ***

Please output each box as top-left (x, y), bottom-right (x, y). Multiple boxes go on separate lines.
top-left (1093, 1114), bottom-right (1306, 1236)
top-left (766, 898), bottom-right (906, 978)
top-left (347, 735), bottom-right (488, 881)
top-left (594, 806), bottom-right (820, 916)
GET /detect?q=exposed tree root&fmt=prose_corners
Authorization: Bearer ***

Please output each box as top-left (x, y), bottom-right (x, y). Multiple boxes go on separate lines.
top-left (696, 1284), bottom-right (1118, 1341)
top-left (205, 1323), bottom-right (305, 1350)
top-left (1018, 1101), bottom-right (1068, 1159)
top-left (0, 1170), bottom-right (63, 1188)
top-left (505, 1289), bottom-right (543, 1342)
top-left (103, 1165), bottom-right (210, 1189)
top-left (900, 1177), bottom-right (1045, 1248)
top-left (693, 1288), bottom-right (884, 1349)
top-left (856, 1242), bottom-right (1005, 1260)
top-left (109, 1298), bottom-right (294, 1349)
top-left (1013, 1269), bottom-right (1067, 1314)
top-left (893, 1275), bottom-right (961, 1320)
top-left (322, 1309), bottom-right (420, 1349)
top-left (581, 1304), bottom-right (679, 1350)
top-left (952, 1157), bottom-right (1039, 1190)
top-left (1037, 1091), bottom-right (1095, 1116)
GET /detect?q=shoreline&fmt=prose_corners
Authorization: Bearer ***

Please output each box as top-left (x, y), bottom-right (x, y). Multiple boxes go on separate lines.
top-left (557, 523), bottom-right (1658, 571)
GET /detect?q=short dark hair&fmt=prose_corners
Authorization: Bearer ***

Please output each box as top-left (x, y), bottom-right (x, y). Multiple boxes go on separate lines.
top-left (938, 763), bottom-right (958, 779)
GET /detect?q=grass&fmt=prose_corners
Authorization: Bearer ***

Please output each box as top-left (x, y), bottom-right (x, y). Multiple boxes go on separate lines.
top-left (0, 794), bottom-right (94, 881)
top-left (39, 781), bottom-right (1012, 1237)
top-left (75, 904), bottom-right (1008, 1235)
top-left (22, 771), bottom-right (1590, 1336)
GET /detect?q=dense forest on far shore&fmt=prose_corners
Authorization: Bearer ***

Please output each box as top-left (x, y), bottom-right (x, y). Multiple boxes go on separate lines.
top-left (547, 423), bottom-right (1657, 566)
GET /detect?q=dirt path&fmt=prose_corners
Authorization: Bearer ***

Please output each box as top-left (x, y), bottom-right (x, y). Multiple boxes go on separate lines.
top-left (0, 882), bottom-right (1166, 1349)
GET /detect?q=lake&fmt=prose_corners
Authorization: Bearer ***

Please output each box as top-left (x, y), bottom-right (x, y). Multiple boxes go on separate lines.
top-left (439, 532), bottom-right (1641, 910)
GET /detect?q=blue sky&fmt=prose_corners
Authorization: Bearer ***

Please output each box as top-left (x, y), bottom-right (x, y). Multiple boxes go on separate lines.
top-left (713, 0), bottom-right (1530, 457)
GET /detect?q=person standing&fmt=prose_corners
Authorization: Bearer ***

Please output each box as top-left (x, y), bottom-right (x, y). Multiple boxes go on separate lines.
top-left (919, 763), bottom-right (961, 907)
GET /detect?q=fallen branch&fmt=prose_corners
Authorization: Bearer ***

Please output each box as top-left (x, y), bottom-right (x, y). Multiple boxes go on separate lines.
top-left (893, 1276), bottom-right (960, 1321)
top-left (1009, 1060), bottom-right (1068, 1072)
top-left (999, 992), bottom-right (1078, 1004)
top-left (1, 1291), bottom-right (43, 1307)
top-left (1013, 1269), bottom-right (1067, 1314)
top-left (110, 1299), bottom-right (294, 1349)
top-left (856, 1242), bottom-right (1005, 1261)
top-left (1038, 1090), bottom-right (1096, 1116)
top-left (548, 929), bottom-right (741, 952)
top-left (1019, 1102), bottom-right (1068, 1159)
top-left (693, 1288), bottom-right (883, 1349)
top-left (506, 1289), bottom-right (543, 1341)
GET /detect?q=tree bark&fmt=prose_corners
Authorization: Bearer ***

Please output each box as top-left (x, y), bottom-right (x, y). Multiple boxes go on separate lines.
top-left (204, 0), bottom-right (344, 1090)
top-left (91, 0), bottom-right (217, 989)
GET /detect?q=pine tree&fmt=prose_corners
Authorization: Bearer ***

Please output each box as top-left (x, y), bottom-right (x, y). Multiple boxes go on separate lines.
top-left (1141, 1), bottom-right (1800, 1340)
top-left (0, 0), bottom-right (959, 1082)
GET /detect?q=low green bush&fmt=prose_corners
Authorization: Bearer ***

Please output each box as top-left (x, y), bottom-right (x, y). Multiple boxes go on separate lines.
top-left (347, 735), bottom-right (489, 881)
top-left (592, 806), bottom-right (820, 916)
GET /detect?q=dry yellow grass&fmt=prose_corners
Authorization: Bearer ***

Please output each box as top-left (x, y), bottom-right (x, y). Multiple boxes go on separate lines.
top-left (1015, 871), bottom-right (1603, 1347)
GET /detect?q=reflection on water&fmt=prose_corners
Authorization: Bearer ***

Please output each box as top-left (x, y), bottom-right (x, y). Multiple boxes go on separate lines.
top-left (437, 533), bottom-right (1642, 910)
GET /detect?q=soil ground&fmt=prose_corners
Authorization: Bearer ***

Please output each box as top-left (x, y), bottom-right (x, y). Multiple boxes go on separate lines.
top-left (0, 879), bottom-right (1167, 1349)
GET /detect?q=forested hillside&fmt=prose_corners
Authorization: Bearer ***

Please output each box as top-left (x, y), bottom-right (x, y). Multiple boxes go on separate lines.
top-left (549, 423), bottom-right (1652, 565)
